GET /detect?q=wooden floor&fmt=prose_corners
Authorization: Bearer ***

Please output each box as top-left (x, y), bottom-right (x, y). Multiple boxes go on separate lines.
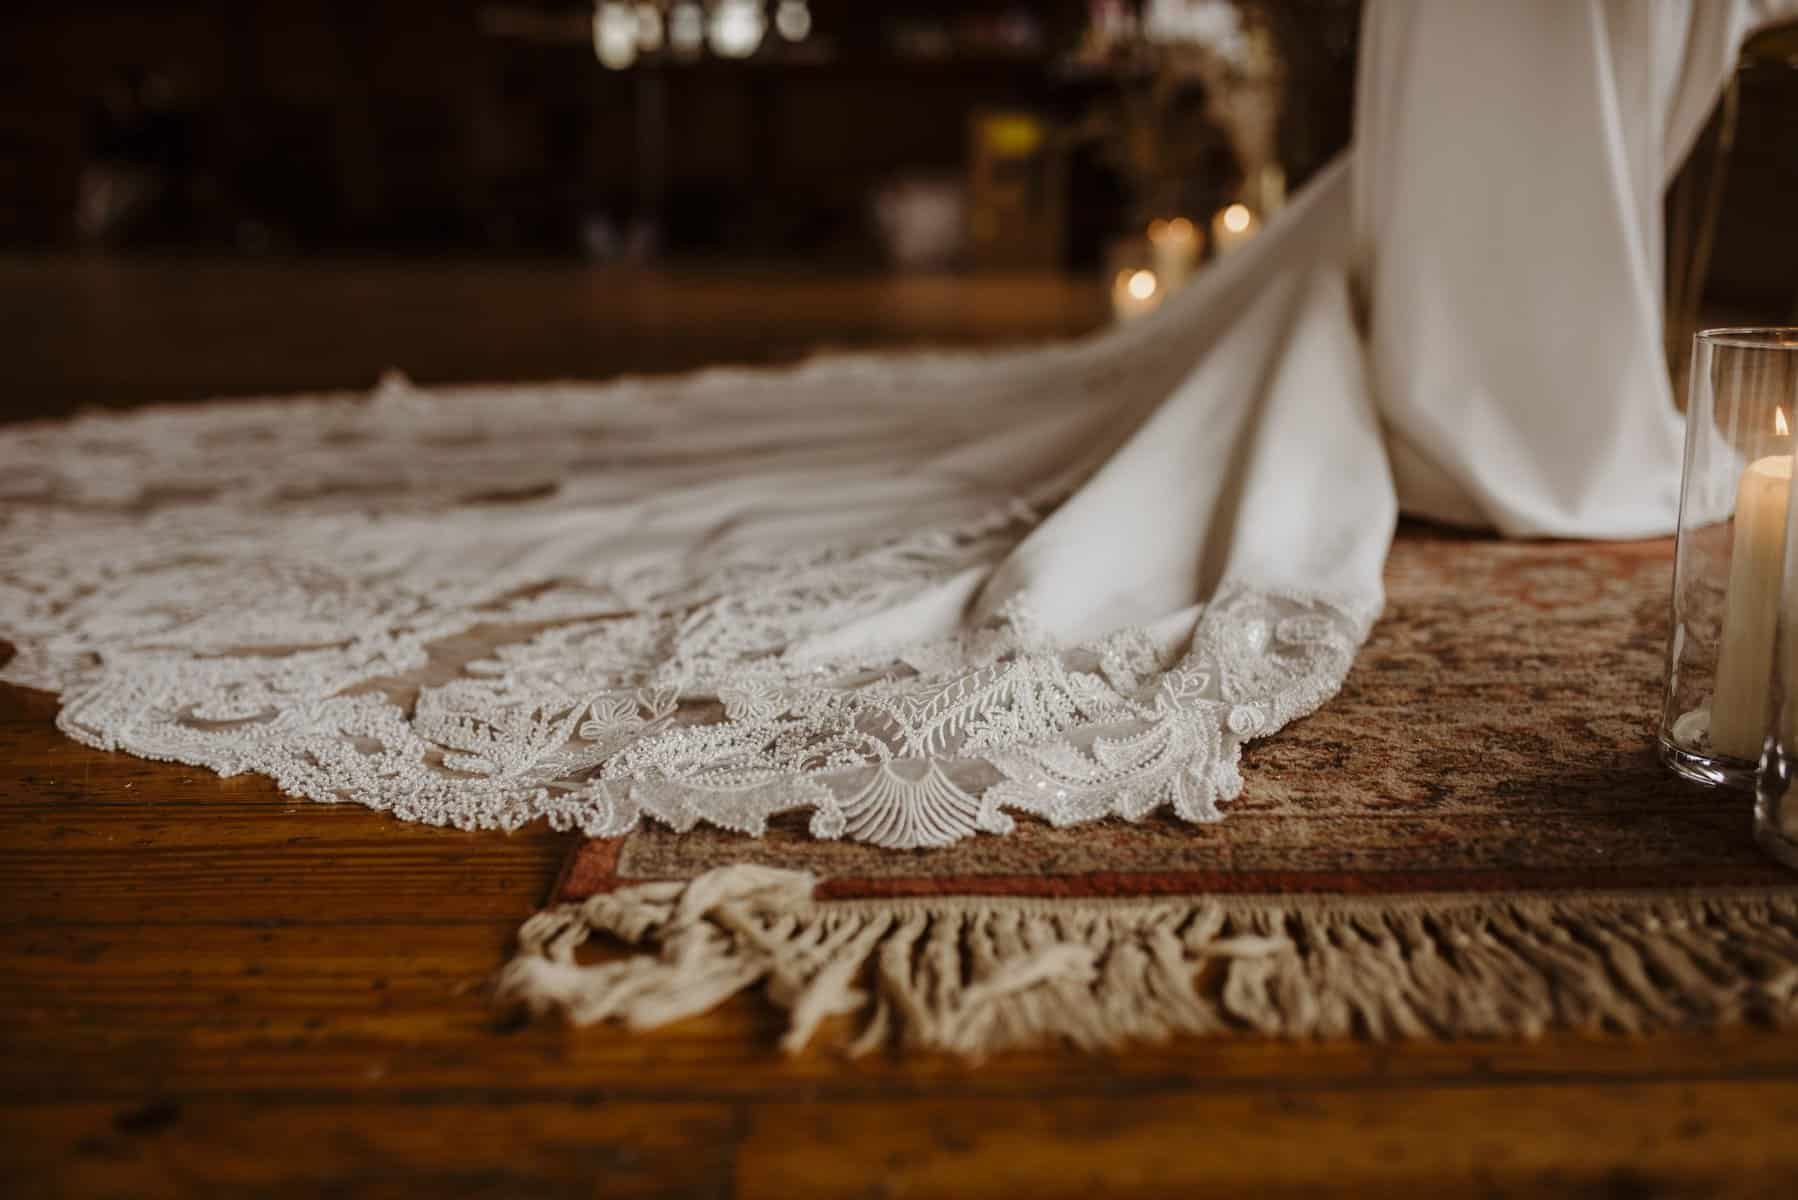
top-left (0, 255), bottom-right (1110, 422)
top-left (5, 256), bottom-right (1798, 1199)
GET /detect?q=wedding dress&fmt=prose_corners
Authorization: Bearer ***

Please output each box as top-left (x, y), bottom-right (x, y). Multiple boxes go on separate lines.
top-left (1, 1), bottom-right (1788, 849)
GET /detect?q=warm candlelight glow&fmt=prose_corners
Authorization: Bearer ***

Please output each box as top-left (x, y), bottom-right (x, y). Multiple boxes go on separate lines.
top-left (1211, 204), bottom-right (1260, 257)
top-left (708, 0), bottom-right (765, 58)
top-left (593, 2), bottom-right (638, 69)
top-left (1110, 266), bottom-right (1163, 322)
top-left (1146, 218), bottom-right (1200, 291)
top-left (1778, 408), bottom-right (1789, 438)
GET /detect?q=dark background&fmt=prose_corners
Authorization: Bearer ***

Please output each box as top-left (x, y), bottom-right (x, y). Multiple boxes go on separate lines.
top-left (0, 3), bottom-right (1792, 423)
top-left (0, 1), bottom-right (1367, 266)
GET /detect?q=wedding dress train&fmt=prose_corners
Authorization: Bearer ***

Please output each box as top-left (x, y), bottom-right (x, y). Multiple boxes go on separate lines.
top-left (0, 1), bottom-right (1787, 848)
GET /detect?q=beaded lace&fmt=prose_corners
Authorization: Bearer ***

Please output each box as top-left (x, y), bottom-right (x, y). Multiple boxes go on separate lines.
top-left (1, 370), bottom-right (1373, 849)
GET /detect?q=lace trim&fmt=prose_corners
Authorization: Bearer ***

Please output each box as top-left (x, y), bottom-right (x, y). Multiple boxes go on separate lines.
top-left (1, 375), bottom-right (1376, 849)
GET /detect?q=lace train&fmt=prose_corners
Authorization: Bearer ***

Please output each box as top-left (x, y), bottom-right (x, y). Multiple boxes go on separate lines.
top-left (1, 372), bottom-right (1374, 849)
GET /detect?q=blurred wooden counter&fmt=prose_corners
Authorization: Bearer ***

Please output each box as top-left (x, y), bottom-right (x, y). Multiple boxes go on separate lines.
top-left (0, 255), bottom-right (1110, 422)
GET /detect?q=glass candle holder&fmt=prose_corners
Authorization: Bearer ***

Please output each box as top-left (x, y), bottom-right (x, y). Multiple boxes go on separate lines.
top-left (1147, 216), bottom-right (1202, 292)
top-left (1755, 463), bottom-right (1798, 870)
top-left (1106, 235), bottom-right (1164, 323)
top-left (1661, 329), bottom-right (1798, 788)
top-left (1210, 202), bottom-right (1260, 257)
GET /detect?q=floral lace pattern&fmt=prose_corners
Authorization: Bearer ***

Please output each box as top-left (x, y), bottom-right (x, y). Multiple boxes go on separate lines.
top-left (1, 373), bottom-right (1375, 849)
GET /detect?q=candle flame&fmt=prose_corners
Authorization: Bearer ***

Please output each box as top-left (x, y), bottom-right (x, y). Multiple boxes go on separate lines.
top-left (1779, 408), bottom-right (1790, 438)
top-left (1222, 204), bottom-right (1252, 234)
top-left (1126, 269), bottom-right (1158, 301)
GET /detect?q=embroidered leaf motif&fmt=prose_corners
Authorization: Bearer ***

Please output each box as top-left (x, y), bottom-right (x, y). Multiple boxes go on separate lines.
top-left (839, 761), bottom-right (985, 850)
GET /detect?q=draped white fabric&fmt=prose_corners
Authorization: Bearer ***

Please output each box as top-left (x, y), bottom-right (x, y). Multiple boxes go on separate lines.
top-left (0, 1), bottom-right (1787, 847)
top-left (1360, 0), bottom-right (1790, 536)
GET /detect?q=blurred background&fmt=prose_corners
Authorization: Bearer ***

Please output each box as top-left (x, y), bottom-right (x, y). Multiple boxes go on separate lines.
top-left (0, 1), bottom-right (1793, 420)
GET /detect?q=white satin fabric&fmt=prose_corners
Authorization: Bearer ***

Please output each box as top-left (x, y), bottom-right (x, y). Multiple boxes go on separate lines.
top-left (1359, 0), bottom-right (1790, 537)
top-left (1007, 0), bottom-right (1792, 618)
top-left (0, 1), bottom-right (1788, 847)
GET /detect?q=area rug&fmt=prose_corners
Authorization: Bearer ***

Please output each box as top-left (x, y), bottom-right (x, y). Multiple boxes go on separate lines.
top-left (500, 531), bottom-right (1798, 1054)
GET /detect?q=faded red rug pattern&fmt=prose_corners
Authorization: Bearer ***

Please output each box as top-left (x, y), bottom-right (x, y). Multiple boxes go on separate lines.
top-left (557, 530), bottom-right (1792, 905)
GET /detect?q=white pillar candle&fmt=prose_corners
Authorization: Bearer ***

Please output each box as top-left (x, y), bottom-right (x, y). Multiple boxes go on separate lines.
top-left (1211, 203), bottom-right (1259, 256)
top-left (1710, 449), bottom-right (1793, 760)
top-left (1111, 267), bottom-right (1161, 322)
top-left (1147, 217), bottom-right (1200, 291)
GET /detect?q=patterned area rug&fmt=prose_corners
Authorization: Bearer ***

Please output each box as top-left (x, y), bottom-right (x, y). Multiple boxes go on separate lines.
top-left (502, 531), bottom-right (1798, 1054)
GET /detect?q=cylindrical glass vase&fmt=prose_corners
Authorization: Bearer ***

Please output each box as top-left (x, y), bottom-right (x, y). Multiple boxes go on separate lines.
top-left (1755, 462), bottom-right (1798, 870)
top-left (1661, 329), bottom-right (1798, 788)
top-left (1106, 235), bottom-right (1164, 324)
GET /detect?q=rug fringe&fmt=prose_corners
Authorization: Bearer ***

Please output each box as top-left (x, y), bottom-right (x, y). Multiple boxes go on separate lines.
top-left (496, 866), bottom-right (1798, 1055)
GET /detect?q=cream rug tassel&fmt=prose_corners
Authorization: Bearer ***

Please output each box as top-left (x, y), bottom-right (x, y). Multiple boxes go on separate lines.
top-left (497, 867), bottom-right (1798, 1055)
